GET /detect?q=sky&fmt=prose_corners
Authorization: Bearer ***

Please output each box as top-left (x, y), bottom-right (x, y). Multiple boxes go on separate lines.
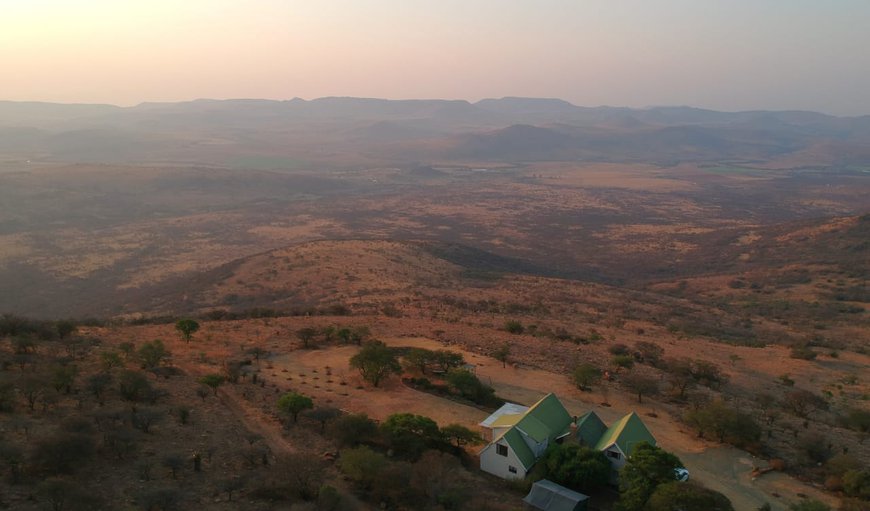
top-left (1, 0), bottom-right (869, 115)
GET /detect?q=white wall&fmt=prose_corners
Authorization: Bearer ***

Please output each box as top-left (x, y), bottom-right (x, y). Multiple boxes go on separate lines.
top-left (603, 444), bottom-right (626, 485)
top-left (480, 441), bottom-right (527, 480)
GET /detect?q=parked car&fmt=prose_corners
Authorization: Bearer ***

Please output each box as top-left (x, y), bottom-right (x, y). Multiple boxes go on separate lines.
top-left (674, 467), bottom-right (690, 482)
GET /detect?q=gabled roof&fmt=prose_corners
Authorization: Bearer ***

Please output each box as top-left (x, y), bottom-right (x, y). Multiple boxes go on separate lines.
top-left (593, 412), bottom-right (656, 455)
top-left (523, 479), bottom-right (589, 511)
top-left (575, 411), bottom-right (607, 447)
top-left (498, 427), bottom-right (536, 469)
top-left (479, 402), bottom-right (530, 428)
top-left (515, 393), bottom-right (573, 443)
top-left (490, 413), bottom-right (525, 428)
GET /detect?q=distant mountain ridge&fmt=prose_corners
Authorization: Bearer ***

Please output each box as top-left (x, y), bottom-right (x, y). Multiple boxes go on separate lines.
top-left (2, 97), bottom-right (869, 166)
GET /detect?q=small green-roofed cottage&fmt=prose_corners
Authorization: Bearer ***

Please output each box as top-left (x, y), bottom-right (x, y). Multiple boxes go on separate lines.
top-left (594, 412), bottom-right (656, 483)
top-left (479, 393), bottom-right (573, 479)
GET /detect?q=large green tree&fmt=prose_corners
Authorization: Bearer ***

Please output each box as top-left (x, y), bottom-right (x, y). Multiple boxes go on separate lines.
top-left (277, 392), bottom-right (314, 423)
top-left (380, 413), bottom-right (442, 460)
top-left (541, 443), bottom-right (611, 493)
top-left (350, 341), bottom-right (401, 387)
top-left (616, 442), bottom-right (683, 511)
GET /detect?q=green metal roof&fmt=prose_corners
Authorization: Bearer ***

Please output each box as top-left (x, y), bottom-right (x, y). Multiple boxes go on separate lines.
top-left (501, 427), bottom-right (536, 469)
top-left (575, 411), bottom-right (607, 447)
top-left (593, 412), bottom-right (656, 455)
top-left (515, 393), bottom-right (573, 443)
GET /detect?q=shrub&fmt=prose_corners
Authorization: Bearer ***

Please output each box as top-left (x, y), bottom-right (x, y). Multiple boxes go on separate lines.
top-left (504, 321), bottom-right (524, 334)
top-left (339, 446), bottom-right (388, 489)
top-left (647, 481), bottom-right (734, 511)
top-left (330, 413), bottom-right (378, 447)
top-left (446, 369), bottom-right (499, 406)
top-left (635, 341), bottom-right (665, 366)
top-left (788, 500), bottom-right (830, 511)
top-left (119, 370), bottom-right (156, 402)
top-left (790, 345), bottom-right (818, 360)
top-left (609, 344), bottom-right (630, 356)
top-left (612, 355), bottom-right (634, 370)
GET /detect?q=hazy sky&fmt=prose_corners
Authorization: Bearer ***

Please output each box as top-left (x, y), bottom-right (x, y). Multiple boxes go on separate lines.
top-left (2, 0), bottom-right (869, 115)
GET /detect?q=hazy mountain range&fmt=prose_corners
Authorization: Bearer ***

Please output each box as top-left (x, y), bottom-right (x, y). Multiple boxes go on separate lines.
top-left (2, 97), bottom-right (870, 166)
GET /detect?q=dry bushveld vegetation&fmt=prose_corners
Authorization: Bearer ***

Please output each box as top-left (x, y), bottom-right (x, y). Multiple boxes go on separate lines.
top-left (1, 99), bottom-right (869, 510)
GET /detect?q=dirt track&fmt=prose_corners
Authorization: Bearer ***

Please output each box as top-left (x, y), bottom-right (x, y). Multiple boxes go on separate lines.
top-left (217, 386), bottom-right (295, 456)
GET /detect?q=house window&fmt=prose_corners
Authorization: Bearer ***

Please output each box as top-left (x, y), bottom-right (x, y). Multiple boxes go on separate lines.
top-left (606, 450), bottom-right (621, 460)
top-left (508, 466), bottom-right (517, 474)
top-left (496, 444), bottom-right (508, 457)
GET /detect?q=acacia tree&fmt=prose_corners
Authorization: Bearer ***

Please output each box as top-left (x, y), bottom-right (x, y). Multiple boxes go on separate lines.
top-left (684, 400), bottom-right (761, 447)
top-left (55, 320), bottom-right (77, 340)
top-left (622, 372), bottom-right (659, 404)
top-left (784, 389), bottom-right (828, 418)
top-left (493, 343), bottom-right (511, 368)
top-left (404, 348), bottom-right (433, 374)
top-left (349, 341), bottom-right (401, 387)
top-left (306, 407), bottom-right (341, 433)
top-left (296, 327), bottom-right (319, 349)
top-left (572, 363), bottom-right (602, 391)
top-left (440, 424), bottom-right (483, 447)
top-left (175, 319), bottom-right (200, 343)
top-left (350, 326), bottom-right (371, 345)
top-left (137, 340), bottom-right (170, 369)
top-left (665, 358), bottom-right (697, 399)
top-left (277, 392), bottom-right (313, 423)
top-left (334, 327), bottom-right (351, 344)
top-left (199, 374), bottom-right (226, 396)
top-left (432, 350), bottom-right (463, 372)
